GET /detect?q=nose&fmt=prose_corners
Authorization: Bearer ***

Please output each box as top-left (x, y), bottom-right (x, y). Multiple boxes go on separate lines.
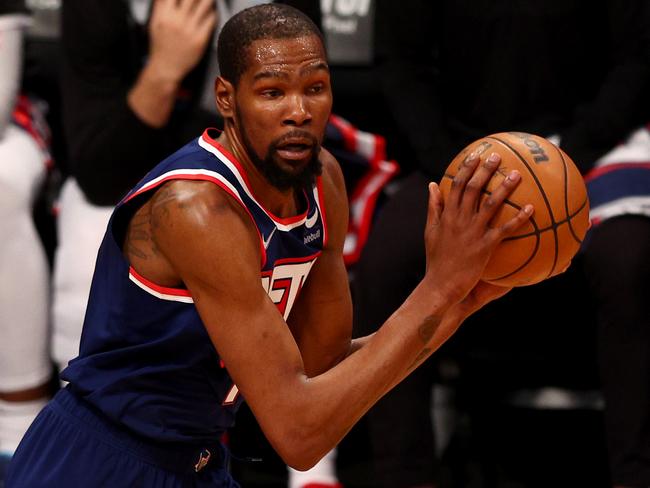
top-left (283, 94), bottom-right (311, 127)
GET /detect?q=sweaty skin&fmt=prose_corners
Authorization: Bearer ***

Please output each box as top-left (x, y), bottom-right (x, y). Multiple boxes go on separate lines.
top-left (123, 34), bottom-right (533, 470)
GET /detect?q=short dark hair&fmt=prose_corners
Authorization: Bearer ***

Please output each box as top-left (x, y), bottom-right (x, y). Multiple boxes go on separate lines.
top-left (217, 4), bottom-right (325, 86)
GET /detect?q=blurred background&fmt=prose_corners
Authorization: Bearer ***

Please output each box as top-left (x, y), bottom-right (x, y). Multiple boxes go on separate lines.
top-left (1, 1), bottom-right (649, 487)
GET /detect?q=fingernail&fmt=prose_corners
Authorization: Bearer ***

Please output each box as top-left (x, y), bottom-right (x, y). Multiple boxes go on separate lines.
top-left (507, 170), bottom-right (520, 181)
top-left (524, 204), bottom-right (533, 214)
top-left (487, 152), bottom-right (500, 163)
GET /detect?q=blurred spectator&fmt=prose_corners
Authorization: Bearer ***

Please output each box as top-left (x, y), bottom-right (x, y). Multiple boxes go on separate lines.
top-left (52, 0), bottom-right (220, 375)
top-left (353, 1), bottom-right (650, 487)
top-left (0, 0), bottom-right (53, 479)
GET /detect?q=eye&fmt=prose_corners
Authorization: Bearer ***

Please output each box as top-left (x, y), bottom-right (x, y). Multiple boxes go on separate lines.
top-left (307, 83), bottom-right (325, 95)
top-left (261, 88), bottom-right (282, 99)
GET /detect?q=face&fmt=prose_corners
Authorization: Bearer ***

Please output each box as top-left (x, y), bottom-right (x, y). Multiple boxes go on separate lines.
top-left (232, 35), bottom-right (332, 191)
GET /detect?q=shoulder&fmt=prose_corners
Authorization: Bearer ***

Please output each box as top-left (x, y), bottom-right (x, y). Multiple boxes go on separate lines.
top-left (150, 179), bottom-right (255, 234)
top-left (148, 179), bottom-right (260, 265)
top-left (125, 178), bottom-right (260, 287)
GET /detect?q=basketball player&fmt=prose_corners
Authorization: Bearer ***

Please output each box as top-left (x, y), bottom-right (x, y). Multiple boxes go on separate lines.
top-left (6, 5), bottom-right (533, 486)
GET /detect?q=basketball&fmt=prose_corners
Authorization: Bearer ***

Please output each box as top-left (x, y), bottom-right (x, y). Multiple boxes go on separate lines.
top-left (439, 132), bottom-right (590, 287)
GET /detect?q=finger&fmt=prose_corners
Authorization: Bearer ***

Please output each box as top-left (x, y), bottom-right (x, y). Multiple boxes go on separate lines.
top-left (177, 0), bottom-right (196, 14)
top-left (426, 182), bottom-right (444, 229)
top-left (476, 169), bottom-right (522, 225)
top-left (193, 0), bottom-right (218, 23)
top-left (196, 3), bottom-right (218, 32)
top-left (460, 152), bottom-right (501, 216)
top-left (448, 152), bottom-right (480, 209)
top-left (493, 201), bottom-right (534, 238)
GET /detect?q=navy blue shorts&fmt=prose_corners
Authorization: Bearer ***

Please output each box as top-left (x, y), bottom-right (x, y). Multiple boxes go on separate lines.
top-left (6, 388), bottom-right (239, 487)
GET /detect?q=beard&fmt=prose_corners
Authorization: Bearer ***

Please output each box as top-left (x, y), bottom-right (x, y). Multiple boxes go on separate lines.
top-left (238, 116), bottom-right (323, 193)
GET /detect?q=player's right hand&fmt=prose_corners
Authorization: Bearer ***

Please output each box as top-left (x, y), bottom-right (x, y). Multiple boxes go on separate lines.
top-left (147, 0), bottom-right (218, 84)
top-left (423, 152), bottom-right (533, 305)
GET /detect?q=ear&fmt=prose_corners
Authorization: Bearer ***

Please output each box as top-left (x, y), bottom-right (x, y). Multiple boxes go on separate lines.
top-left (215, 76), bottom-right (235, 118)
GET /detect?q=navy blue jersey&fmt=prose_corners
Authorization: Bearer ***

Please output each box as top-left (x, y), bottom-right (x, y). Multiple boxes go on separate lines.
top-left (61, 129), bottom-right (327, 445)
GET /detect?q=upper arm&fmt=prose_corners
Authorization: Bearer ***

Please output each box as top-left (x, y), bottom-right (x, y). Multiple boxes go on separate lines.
top-left (148, 180), bottom-right (311, 428)
top-left (286, 149), bottom-right (353, 375)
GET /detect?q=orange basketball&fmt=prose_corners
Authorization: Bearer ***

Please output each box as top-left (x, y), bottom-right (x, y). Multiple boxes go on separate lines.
top-left (439, 132), bottom-right (590, 287)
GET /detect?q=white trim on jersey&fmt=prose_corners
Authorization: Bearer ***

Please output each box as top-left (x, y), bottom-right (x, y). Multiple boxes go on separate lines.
top-left (198, 136), bottom-right (311, 232)
top-left (131, 168), bottom-right (246, 207)
top-left (590, 196), bottom-right (650, 223)
top-left (129, 272), bottom-right (195, 304)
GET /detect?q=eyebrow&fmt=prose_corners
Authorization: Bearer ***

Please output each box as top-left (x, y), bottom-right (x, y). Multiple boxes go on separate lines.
top-left (300, 61), bottom-right (329, 76)
top-left (252, 61), bottom-right (330, 82)
top-left (253, 70), bottom-right (289, 82)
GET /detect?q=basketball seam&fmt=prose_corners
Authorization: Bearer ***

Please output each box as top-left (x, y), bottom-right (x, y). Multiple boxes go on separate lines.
top-left (503, 196), bottom-right (588, 240)
top-left (440, 173), bottom-right (541, 282)
top-left (487, 135), bottom-right (559, 279)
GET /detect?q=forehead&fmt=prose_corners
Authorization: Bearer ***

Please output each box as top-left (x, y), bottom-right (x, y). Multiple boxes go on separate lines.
top-left (243, 35), bottom-right (328, 78)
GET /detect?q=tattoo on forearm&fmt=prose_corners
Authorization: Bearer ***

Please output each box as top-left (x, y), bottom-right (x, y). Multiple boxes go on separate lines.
top-left (418, 315), bottom-right (441, 344)
top-left (406, 315), bottom-right (441, 371)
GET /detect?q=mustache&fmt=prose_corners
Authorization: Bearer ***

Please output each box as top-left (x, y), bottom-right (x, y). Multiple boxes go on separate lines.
top-left (272, 130), bottom-right (319, 148)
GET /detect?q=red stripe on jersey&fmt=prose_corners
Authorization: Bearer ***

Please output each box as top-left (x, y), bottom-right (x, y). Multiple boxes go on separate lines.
top-left (129, 266), bottom-right (191, 297)
top-left (584, 162), bottom-right (650, 182)
top-left (272, 252), bottom-right (321, 266)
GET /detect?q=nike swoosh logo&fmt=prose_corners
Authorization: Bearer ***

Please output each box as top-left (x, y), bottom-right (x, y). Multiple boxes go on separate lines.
top-left (305, 206), bottom-right (319, 229)
top-left (263, 226), bottom-right (277, 249)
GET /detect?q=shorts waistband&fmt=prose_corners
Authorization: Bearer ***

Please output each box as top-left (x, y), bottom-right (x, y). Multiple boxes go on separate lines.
top-left (51, 387), bottom-right (227, 475)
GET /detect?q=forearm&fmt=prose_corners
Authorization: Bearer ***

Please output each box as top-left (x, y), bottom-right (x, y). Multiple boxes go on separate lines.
top-left (253, 278), bottom-right (458, 469)
top-left (349, 305), bottom-right (463, 384)
top-left (126, 61), bottom-right (182, 129)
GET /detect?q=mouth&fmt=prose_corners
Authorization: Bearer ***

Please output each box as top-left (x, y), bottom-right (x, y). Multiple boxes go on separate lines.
top-left (275, 141), bottom-right (314, 162)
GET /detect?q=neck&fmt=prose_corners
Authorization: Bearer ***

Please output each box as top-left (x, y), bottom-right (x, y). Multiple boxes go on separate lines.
top-left (217, 124), bottom-right (301, 218)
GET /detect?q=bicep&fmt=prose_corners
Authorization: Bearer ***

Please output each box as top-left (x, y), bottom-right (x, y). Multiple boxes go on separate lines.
top-left (149, 182), bottom-right (309, 413)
